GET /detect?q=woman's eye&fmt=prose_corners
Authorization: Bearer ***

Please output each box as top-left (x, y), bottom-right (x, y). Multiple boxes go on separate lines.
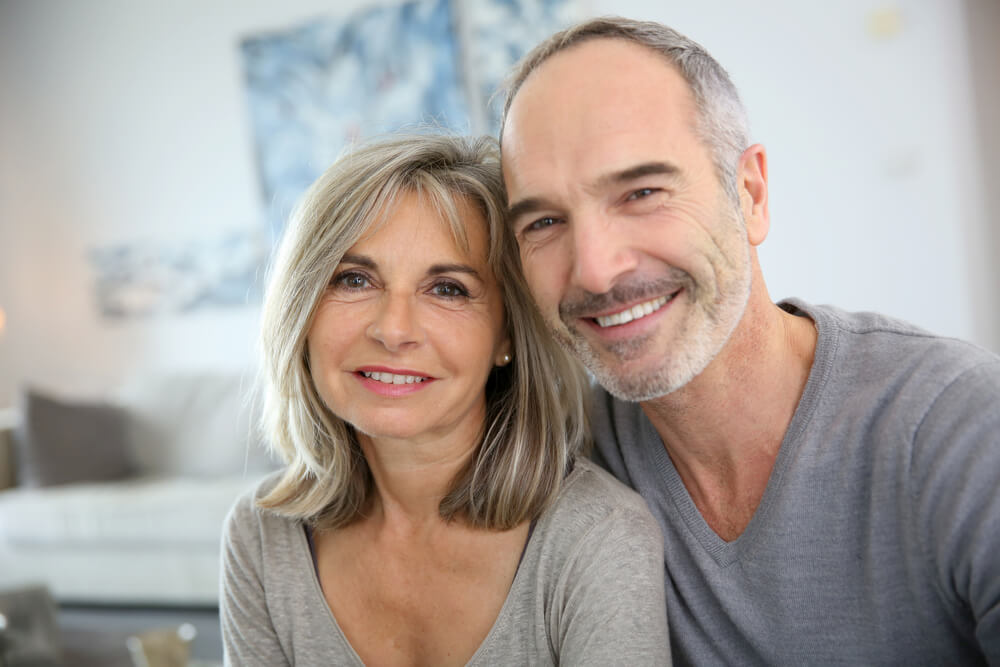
top-left (431, 281), bottom-right (469, 298)
top-left (333, 272), bottom-right (370, 290)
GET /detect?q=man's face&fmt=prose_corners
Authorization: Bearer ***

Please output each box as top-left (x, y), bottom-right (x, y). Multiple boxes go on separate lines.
top-left (501, 39), bottom-right (753, 401)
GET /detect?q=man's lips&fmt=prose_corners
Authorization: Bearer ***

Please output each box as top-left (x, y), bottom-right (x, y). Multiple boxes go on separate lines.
top-left (581, 291), bottom-right (680, 329)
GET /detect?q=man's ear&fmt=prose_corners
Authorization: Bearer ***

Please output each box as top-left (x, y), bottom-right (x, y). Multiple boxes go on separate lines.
top-left (739, 144), bottom-right (769, 247)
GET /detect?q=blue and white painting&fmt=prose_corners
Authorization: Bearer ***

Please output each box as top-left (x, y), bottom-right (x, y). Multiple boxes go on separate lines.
top-left (90, 228), bottom-right (267, 318)
top-left (459, 0), bottom-right (586, 132)
top-left (90, 0), bottom-right (579, 319)
top-left (241, 0), bottom-right (582, 238)
top-left (241, 0), bottom-right (469, 238)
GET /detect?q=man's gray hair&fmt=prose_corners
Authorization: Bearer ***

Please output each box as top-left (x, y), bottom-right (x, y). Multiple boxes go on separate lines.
top-left (501, 16), bottom-right (750, 205)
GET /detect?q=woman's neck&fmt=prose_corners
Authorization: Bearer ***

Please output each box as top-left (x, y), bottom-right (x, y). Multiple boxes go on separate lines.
top-left (357, 428), bottom-right (479, 531)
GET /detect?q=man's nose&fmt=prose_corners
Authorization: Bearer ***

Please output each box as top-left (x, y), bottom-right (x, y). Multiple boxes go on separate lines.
top-left (366, 292), bottom-right (425, 351)
top-left (569, 215), bottom-right (639, 295)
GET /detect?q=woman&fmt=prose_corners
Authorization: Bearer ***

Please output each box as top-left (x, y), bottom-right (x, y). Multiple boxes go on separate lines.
top-left (221, 135), bottom-right (670, 666)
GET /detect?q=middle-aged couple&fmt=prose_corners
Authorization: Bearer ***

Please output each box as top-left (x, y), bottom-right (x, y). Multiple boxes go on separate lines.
top-left (221, 16), bottom-right (1000, 666)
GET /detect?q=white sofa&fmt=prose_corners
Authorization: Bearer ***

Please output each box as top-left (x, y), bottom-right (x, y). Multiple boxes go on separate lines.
top-left (0, 373), bottom-right (275, 607)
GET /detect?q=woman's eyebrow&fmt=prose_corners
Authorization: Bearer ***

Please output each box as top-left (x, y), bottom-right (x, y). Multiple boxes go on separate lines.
top-left (339, 253), bottom-right (376, 268)
top-left (341, 255), bottom-right (482, 280)
top-left (428, 263), bottom-right (482, 280)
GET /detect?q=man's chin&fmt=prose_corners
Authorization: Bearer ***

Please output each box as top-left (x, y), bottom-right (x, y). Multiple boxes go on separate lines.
top-left (573, 335), bottom-right (707, 401)
top-left (589, 364), bottom-right (686, 402)
top-left (568, 327), bottom-right (656, 362)
top-left (571, 348), bottom-right (676, 401)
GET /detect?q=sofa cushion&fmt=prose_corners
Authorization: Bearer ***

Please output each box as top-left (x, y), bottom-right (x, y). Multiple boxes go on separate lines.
top-left (0, 475), bottom-right (264, 606)
top-left (0, 475), bottom-right (259, 547)
top-left (115, 373), bottom-right (274, 478)
top-left (15, 389), bottom-right (133, 488)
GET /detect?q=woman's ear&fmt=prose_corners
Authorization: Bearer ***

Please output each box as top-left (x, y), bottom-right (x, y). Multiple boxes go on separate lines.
top-left (494, 338), bottom-right (513, 367)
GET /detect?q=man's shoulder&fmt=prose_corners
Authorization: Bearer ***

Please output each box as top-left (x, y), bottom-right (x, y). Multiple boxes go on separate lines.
top-left (784, 298), bottom-right (999, 384)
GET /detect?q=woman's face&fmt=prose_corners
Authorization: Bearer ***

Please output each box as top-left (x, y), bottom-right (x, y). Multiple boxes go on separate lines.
top-left (307, 190), bottom-right (511, 447)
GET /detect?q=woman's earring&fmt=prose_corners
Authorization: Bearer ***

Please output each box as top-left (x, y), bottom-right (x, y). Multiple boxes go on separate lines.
top-left (501, 353), bottom-right (511, 366)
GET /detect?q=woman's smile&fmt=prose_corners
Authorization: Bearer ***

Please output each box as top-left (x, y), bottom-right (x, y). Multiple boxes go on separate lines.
top-left (307, 189), bottom-right (510, 445)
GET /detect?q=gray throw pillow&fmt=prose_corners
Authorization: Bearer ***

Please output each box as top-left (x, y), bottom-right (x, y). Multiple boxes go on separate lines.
top-left (15, 389), bottom-right (133, 487)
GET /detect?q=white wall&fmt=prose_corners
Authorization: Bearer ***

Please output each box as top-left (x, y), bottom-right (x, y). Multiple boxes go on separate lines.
top-left (596, 0), bottom-right (997, 350)
top-left (0, 0), bottom-right (996, 407)
top-left (0, 0), bottom-right (372, 405)
top-left (965, 0), bottom-right (1000, 350)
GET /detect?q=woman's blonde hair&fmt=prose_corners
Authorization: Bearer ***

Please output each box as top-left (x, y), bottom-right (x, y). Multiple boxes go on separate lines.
top-left (257, 134), bottom-right (589, 530)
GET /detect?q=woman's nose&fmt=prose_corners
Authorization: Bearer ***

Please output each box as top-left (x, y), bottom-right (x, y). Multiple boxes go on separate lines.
top-left (366, 293), bottom-right (426, 351)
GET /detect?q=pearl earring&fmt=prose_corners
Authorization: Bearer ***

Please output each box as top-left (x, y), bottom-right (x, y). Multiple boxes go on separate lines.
top-left (502, 353), bottom-right (511, 365)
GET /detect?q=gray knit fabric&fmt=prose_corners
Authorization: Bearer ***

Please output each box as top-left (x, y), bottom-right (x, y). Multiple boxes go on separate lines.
top-left (591, 299), bottom-right (1000, 665)
top-left (221, 458), bottom-right (670, 666)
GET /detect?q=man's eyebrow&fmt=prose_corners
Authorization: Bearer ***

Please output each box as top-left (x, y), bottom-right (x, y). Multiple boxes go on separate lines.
top-left (506, 196), bottom-right (551, 223)
top-left (599, 161), bottom-right (681, 186)
top-left (506, 162), bottom-right (681, 222)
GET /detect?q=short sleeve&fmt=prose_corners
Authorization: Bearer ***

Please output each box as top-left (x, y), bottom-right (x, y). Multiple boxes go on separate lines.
top-left (914, 361), bottom-right (1000, 662)
top-left (219, 493), bottom-right (290, 667)
top-left (549, 500), bottom-right (671, 665)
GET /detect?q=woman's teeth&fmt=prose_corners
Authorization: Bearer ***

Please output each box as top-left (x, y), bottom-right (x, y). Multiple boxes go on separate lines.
top-left (595, 296), bottom-right (670, 328)
top-left (361, 371), bottom-right (427, 384)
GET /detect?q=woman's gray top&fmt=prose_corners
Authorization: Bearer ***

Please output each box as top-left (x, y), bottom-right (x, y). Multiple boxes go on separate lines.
top-left (220, 458), bottom-right (670, 665)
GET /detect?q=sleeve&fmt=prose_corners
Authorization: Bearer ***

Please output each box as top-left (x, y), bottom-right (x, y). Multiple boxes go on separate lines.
top-left (549, 502), bottom-right (671, 666)
top-left (914, 361), bottom-right (1000, 663)
top-left (219, 495), bottom-right (290, 667)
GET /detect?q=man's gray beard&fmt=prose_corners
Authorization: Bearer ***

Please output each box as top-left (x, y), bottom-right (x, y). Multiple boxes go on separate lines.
top-left (549, 311), bottom-right (709, 401)
top-left (550, 246), bottom-right (752, 403)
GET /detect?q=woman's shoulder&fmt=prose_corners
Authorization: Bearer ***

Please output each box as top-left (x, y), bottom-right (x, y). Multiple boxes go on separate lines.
top-left (504, 457), bottom-right (668, 664)
top-left (223, 469), bottom-right (299, 545)
top-left (552, 457), bottom-right (655, 520)
top-left (532, 457), bottom-right (660, 551)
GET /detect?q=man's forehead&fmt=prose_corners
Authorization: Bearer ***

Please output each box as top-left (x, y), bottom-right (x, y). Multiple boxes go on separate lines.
top-left (501, 40), bottom-right (698, 192)
top-left (502, 40), bottom-right (693, 148)
top-left (505, 39), bottom-right (685, 122)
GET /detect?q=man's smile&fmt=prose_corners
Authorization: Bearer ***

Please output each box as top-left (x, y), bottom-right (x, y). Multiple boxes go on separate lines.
top-left (593, 295), bottom-right (674, 328)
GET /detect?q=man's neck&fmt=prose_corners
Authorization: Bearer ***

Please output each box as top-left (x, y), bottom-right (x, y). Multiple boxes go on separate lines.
top-left (640, 296), bottom-right (817, 541)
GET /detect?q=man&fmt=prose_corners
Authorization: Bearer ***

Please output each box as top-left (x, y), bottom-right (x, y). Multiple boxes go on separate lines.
top-left (500, 16), bottom-right (999, 665)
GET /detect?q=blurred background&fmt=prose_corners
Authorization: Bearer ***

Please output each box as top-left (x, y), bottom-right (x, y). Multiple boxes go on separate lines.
top-left (0, 1), bottom-right (996, 663)
top-left (0, 0), bottom-right (997, 406)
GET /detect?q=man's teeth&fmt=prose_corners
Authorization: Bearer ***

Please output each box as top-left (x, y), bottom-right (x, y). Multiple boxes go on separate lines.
top-left (595, 296), bottom-right (670, 328)
top-left (361, 371), bottom-right (427, 384)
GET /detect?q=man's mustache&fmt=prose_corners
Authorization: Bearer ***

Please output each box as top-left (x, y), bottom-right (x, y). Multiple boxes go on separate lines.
top-left (559, 271), bottom-right (690, 320)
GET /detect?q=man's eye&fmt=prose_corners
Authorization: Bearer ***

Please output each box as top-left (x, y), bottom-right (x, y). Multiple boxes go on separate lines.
top-left (333, 271), bottom-right (370, 289)
top-left (431, 281), bottom-right (469, 298)
top-left (628, 188), bottom-right (657, 200)
top-left (527, 217), bottom-right (559, 232)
